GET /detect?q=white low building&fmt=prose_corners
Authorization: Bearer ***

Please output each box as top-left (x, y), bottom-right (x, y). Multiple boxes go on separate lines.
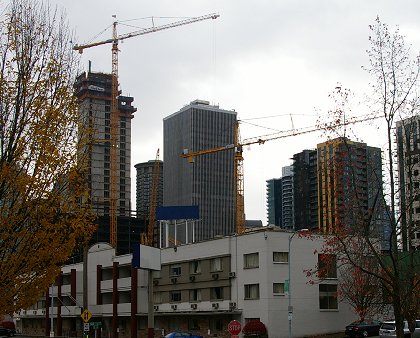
top-left (17, 227), bottom-right (357, 338)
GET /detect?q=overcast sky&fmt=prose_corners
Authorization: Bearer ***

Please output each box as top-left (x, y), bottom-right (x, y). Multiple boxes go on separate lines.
top-left (50, 0), bottom-right (420, 223)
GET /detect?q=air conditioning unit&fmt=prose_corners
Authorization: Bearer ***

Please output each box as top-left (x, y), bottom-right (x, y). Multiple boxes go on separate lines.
top-left (153, 305), bottom-right (159, 311)
top-left (229, 271), bottom-right (236, 278)
top-left (212, 303), bottom-right (219, 309)
top-left (171, 277), bottom-right (177, 284)
top-left (189, 275), bottom-right (196, 282)
top-left (171, 304), bottom-right (177, 310)
top-left (229, 302), bottom-right (237, 309)
top-left (153, 279), bottom-right (159, 286)
top-left (191, 303), bottom-right (197, 309)
top-left (42, 309), bottom-right (46, 315)
top-left (212, 273), bottom-right (219, 280)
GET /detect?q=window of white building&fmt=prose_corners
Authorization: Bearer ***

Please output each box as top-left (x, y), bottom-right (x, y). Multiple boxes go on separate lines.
top-left (319, 284), bottom-right (338, 310)
top-left (244, 252), bottom-right (259, 268)
top-left (190, 260), bottom-right (201, 274)
top-left (244, 284), bottom-right (260, 299)
top-left (170, 291), bottom-right (181, 302)
top-left (273, 282), bottom-right (285, 295)
top-left (210, 257), bottom-right (222, 272)
top-left (273, 251), bottom-right (289, 263)
top-left (190, 289), bottom-right (201, 302)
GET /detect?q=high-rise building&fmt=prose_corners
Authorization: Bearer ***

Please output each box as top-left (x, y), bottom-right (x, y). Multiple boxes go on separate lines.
top-left (293, 149), bottom-right (318, 230)
top-left (74, 72), bottom-right (141, 256)
top-left (163, 100), bottom-right (237, 241)
top-left (280, 166), bottom-right (294, 229)
top-left (266, 166), bottom-right (294, 229)
top-left (396, 117), bottom-right (420, 250)
top-left (134, 159), bottom-right (164, 219)
top-left (316, 137), bottom-right (384, 235)
top-left (266, 178), bottom-right (282, 226)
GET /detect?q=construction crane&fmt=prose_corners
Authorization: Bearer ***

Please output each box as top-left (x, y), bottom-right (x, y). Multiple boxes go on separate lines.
top-left (73, 13), bottom-right (219, 247)
top-left (181, 113), bottom-right (380, 234)
top-left (141, 149), bottom-right (161, 246)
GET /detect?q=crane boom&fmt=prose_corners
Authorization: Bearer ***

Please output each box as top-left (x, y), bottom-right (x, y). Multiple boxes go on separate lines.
top-left (74, 13), bottom-right (219, 248)
top-left (73, 13), bottom-right (219, 52)
top-left (181, 113), bottom-right (381, 234)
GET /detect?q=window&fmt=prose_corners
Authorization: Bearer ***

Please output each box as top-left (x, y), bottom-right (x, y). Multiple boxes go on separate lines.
top-left (188, 319), bottom-right (200, 330)
top-left (170, 264), bottom-right (181, 276)
top-left (273, 283), bottom-right (285, 295)
top-left (244, 253), bottom-right (259, 269)
top-left (170, 291), bottom-right (181, 302)
top-left (189, 289), bottom-right (201, 302)
top-left (210, 287), bottom-right (223, 300)
top-left (318, 254), bottom-right (337, 279)
top-left (210, 257), bottom-right (222, 272)
top-left (273, 251), bottom-right (289, 263)
top-left (319, 284), bottom-right (338, 310)
top-left (190, 260), bottom-right (201, 274)
top-left (209, 319), bottom-right (223, 332)
top-left (153, 292), bottom-right (162, 304)
top-left (244, 284), bottom-right (259, 299)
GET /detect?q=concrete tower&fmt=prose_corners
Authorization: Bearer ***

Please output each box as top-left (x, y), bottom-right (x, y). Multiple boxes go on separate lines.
top-left (163, 100), bottom-right (237, 241)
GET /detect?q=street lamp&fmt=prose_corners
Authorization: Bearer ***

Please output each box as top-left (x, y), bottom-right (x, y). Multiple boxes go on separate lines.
top-left (288, 229), bottom-right (308, 338)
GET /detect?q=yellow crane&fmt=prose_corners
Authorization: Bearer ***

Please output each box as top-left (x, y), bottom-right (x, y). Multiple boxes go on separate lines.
top-left (73, 13), bottom-right (219, 247)
top-left (181, 113), bottom-right (380, 234)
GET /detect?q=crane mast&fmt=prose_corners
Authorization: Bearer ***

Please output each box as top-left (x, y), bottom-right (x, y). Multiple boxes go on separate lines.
top-left (74, 13), bottom-right (219, 248)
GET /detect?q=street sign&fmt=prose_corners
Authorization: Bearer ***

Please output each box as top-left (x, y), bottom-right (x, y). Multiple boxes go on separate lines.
top-left (84, 323), bottom-right (90, 332)
top-left (90, 322), bottom-right (102, 330)
top-left (81, 309), bottom-right (92, 323)
top-left (227, 320), bottom-right (241, 335)
top-left (284, 279), bottom-right (289, 295)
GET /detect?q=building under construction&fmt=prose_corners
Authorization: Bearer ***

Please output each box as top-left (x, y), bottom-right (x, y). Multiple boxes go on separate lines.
top-left (73, 72), bottom-right (144, 256)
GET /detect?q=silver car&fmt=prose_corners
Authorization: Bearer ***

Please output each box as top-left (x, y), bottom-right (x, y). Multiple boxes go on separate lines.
top-left (379, 320), bottom-right (420, 338)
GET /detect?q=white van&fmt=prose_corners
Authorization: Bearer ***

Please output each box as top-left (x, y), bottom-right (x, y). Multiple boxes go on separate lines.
top-left (379, 320), bottom-right (420, 338)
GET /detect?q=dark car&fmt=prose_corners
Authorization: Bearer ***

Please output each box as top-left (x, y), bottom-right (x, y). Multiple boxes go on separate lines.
top-left (345, 319), bottom-right (382, 337)
top-left (0, 328), bottom-right (12, 338)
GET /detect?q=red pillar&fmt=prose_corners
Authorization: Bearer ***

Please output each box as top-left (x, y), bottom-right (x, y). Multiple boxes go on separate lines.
top-left (112, 262), bottom-right (119, 338)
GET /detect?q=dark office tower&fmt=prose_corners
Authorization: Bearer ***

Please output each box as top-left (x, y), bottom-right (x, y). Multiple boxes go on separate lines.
top-left (266, 166), bottom-right (294, 229)
top-left (135, 160), bottom-right (164, 219)
top-left (266, 178), bottom-right (282, 226)
top-left (293, 149), bottom-right (318, 230)
top-left (316, 137), bottom-right (384, 235)
top-left (73, 72), bottom-right (142, 257)
top-left (163, 100), bottom-right (237, 241)
top-left (396, 117), bottom-right (420, 251)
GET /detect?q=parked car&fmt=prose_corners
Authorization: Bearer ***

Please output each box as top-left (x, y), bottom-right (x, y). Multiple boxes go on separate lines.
top-left (345, 319), bottom-right (382, 337)
top-left (164, 332), bottom-right (203, 338)
top-left (0, 328), bottom-right (12, 338)
top-left (379, 320), bottom-right (420, 338)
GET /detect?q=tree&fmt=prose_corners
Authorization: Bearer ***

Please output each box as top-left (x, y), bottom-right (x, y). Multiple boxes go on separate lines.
top-left (308, 17), bottom-right (420, 338)
top-left (0, 0), bottom-right (95, 314)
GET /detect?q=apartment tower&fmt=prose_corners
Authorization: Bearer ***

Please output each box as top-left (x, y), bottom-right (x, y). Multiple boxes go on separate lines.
top-left (135, 159), bottom-right (164, 219)
top-left (316, 137), bottom-right (384, 235)
top-left (396, 116), bottom-right (420, 250)
top-left (74, 72), bottom-right (139, 255)
top-left (163, 100), bottom-right (237, 241)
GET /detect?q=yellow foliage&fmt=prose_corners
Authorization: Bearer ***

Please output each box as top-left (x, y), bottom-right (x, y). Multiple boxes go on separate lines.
top-left (0, 0), bottom-right (95, 314)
